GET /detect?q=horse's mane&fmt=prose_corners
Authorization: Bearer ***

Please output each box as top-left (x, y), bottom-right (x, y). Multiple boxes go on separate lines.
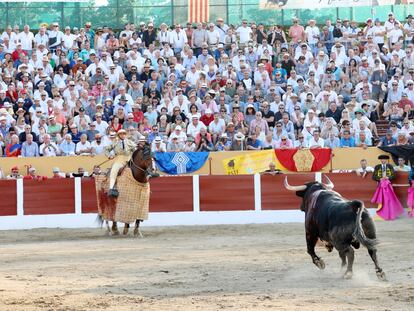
top-left (131, 143), bottom-right (152, 162)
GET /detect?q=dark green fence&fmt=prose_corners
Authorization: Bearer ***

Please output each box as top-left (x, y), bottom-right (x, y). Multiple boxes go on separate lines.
top-left (0, 0), bottom-right (412, 30)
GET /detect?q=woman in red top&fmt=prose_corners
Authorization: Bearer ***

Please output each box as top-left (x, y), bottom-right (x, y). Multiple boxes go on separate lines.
top-left (5, 134), bottom-right (21, 157)
top-left (110, 116), bottom-right (122, 133)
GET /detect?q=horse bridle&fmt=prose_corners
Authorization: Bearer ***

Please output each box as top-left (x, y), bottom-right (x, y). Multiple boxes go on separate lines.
top-left (128, 145), bottom-right (153, 176)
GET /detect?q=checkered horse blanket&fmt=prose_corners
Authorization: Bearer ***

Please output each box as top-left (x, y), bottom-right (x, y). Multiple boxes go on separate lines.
top-left (95, 168), bottom-right (150, 223)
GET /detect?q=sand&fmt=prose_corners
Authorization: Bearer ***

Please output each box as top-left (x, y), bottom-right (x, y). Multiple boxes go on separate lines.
top-left (0, 219), bottom-right (413, 311)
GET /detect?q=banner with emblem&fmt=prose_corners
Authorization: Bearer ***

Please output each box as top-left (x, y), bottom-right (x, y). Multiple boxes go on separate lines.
top-left (275, 148), bottom-right (331, 172)
top-left (222, 150), bottom-right (277, 175)
top-left (155, 152), bottom-right (210, 175)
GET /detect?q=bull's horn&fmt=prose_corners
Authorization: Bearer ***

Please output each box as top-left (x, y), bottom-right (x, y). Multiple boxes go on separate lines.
top-left (323, 175), bottom-right (334, 190)
top-left (284, 177), bottom-right (307, 191)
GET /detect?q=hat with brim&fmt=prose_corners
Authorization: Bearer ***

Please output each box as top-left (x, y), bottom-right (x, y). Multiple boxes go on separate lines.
top-left (117, 129), bottom-right (127, 135)
top-left (378, 155), bottom-right (390, 160)
top-left (235, 133), bottom-right (245, 141)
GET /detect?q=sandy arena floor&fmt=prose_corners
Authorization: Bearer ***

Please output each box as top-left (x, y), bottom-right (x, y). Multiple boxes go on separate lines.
top-left (0, 219), bottom-right (413, 311)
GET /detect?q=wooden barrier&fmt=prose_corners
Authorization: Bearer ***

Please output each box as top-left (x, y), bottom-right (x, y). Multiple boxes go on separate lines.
top-left (199, 175), bottom-right (255, 211)
top-left (0, 180), bottom-right (17, 216)
top-left (23, 178), bottom-right (75, 215)
top-left (0, 172), bottom-right (411, 230)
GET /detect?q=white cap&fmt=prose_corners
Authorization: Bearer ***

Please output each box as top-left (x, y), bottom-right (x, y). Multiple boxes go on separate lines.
top-left (205, 108), bottom-right (212, 114)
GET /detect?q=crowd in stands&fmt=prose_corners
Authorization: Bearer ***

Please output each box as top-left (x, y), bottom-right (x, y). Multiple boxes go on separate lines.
top-left (1, 13), bottom-right (414, 158)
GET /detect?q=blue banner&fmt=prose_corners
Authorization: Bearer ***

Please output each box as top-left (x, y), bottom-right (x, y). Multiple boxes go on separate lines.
top-left (155, 152), bottom-right (210, 175)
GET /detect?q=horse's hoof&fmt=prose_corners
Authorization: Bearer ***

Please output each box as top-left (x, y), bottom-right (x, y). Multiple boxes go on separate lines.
top-left (134, 229), bottom-right (143, 238)
top-left (123, 228), bottom-right (129, 235)
top-left (314, 258), bottom-right (325, 270)
top-left (376, 270), bottom-right (387, 281)
top-left (108, 189), bottom-right (119, 197)
top-left (343, 271), bottom-right (353, 279)
top-left (112, 230), bottom-right (120, 236)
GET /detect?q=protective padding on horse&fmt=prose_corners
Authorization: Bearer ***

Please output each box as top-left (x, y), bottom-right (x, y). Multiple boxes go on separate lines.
top-left (95, 168), bottom-right (150, 223)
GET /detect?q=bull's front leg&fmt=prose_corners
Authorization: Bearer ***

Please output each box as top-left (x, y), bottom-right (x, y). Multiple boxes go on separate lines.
top-left (306, 232), bottom-right (325, 270)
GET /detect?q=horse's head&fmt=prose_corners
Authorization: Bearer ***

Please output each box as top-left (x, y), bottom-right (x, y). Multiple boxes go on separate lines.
top-left (134, 142), bottom-right (153, 171)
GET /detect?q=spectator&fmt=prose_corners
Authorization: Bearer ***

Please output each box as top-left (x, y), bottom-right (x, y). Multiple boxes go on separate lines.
top-left (40, 133), bottom-right (60, 156)
top-left (5, 134), bottom-right (21, 157)
top-left (394, 157), bottom-right (411, 172)
top-left (355, 159), bottom-right (374, 178)
top-left (52, 167), bottom-right (65, 178)
top-left (21, 134), bottom-right (39, 157)
top-left (261, 162), bottom-right (282, 175)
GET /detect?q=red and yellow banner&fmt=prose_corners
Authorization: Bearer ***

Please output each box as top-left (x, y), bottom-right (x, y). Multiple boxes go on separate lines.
top-left (275, 148), bottom-right (331, 172)
top-left (188, 0), bottom-right (209, 23)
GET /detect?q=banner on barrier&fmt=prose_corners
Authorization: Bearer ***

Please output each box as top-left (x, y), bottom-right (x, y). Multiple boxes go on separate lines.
top-left (222, 150), bottom-right (277, 175)
top-left (259, 0), bottom-right (396, 10)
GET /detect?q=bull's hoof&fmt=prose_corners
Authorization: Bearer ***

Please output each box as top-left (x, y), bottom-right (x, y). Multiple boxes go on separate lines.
top-left (376, 270), bottom-right (387, 281)
top-left (108, 189), bottom-right (119, 197)
top-left (343, 271), bottom-right (353, 279)
top-left (325, 243), bottom-right (334, 252)
top-left (314, 258), bottom-right (325, 270)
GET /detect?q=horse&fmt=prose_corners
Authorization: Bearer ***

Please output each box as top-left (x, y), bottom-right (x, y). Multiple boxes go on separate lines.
top-left (97, 142), bottom-right (157, 237)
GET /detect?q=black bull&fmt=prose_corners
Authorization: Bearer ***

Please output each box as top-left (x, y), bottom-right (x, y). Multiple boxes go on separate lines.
top-left (284, 176), bottom-right (386, 280)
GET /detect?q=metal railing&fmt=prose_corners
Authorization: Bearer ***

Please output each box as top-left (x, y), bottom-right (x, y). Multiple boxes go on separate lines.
top-left (0, 1), bottom-right (412, 30)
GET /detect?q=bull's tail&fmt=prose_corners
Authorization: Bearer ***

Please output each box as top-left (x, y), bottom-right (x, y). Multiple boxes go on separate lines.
top-left (352, 201), bottom-right (378, 249)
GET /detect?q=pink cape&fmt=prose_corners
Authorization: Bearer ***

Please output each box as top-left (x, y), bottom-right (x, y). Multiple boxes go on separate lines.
top-left (371, 179), bottom-right (404, 221)
top-left (407, 187), bottom-right (414, 218)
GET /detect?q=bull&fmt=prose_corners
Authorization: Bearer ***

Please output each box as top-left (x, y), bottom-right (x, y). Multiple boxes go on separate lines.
top-left (284, 176), bottom-right (386, 280)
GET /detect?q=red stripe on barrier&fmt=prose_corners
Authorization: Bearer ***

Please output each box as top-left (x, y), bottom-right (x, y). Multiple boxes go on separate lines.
top-left (150, 177), bottom-right (193, 212)
top-left (81, 178), bottom-right (98, 213)
top-left (24, 179), bottom-right (75, 215)
top-left (199, 175), bottom-right (254, 211)
top-left (325, 173), bottom-right (379, 208)
top-left (261, 173), bottom-right (315, 210)
top-left (0, 180), bottom-right (17, 216)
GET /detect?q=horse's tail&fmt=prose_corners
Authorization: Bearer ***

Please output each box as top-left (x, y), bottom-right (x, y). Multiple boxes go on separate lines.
top-left (96, 214), bottom-right (104, 227)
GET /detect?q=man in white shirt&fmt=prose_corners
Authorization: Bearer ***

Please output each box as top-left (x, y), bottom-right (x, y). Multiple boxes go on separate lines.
top-left (19, 25), bottom-right (34, 56)
top-left (236, 20), bottom-right (252, 47)
top-left (206, 23), bottom-right (220, 50)
top-left (170, 24), bottom-right (188, 54)
top-left (61, 26), bottom-right (76, 51)
top-left (305, 19), bottom-right (320, 55)
top-left (39, 134), bottom-right (60, 157)
top-left (34, 27), bottom-right (49, 47)
top-left (92, 112), bottom-right (109, 136)
top-left (186, 115), bottom-right (206, 138)
top-left (308, 129), bottom-right (325, 148)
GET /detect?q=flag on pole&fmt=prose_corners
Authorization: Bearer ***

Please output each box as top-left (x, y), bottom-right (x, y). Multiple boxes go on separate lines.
top-left (188, 0), bottom-right (209, 23)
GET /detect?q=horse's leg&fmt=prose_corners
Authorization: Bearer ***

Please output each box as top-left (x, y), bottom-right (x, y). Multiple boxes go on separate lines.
top-left (105, 220), bottom-right (111, 236)
top-left (123, 223), bottom-right (130, 235)
top-left (134, 220), bottom-right (143, 238)
top-left (112, 222), bottom-right (119, 236)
